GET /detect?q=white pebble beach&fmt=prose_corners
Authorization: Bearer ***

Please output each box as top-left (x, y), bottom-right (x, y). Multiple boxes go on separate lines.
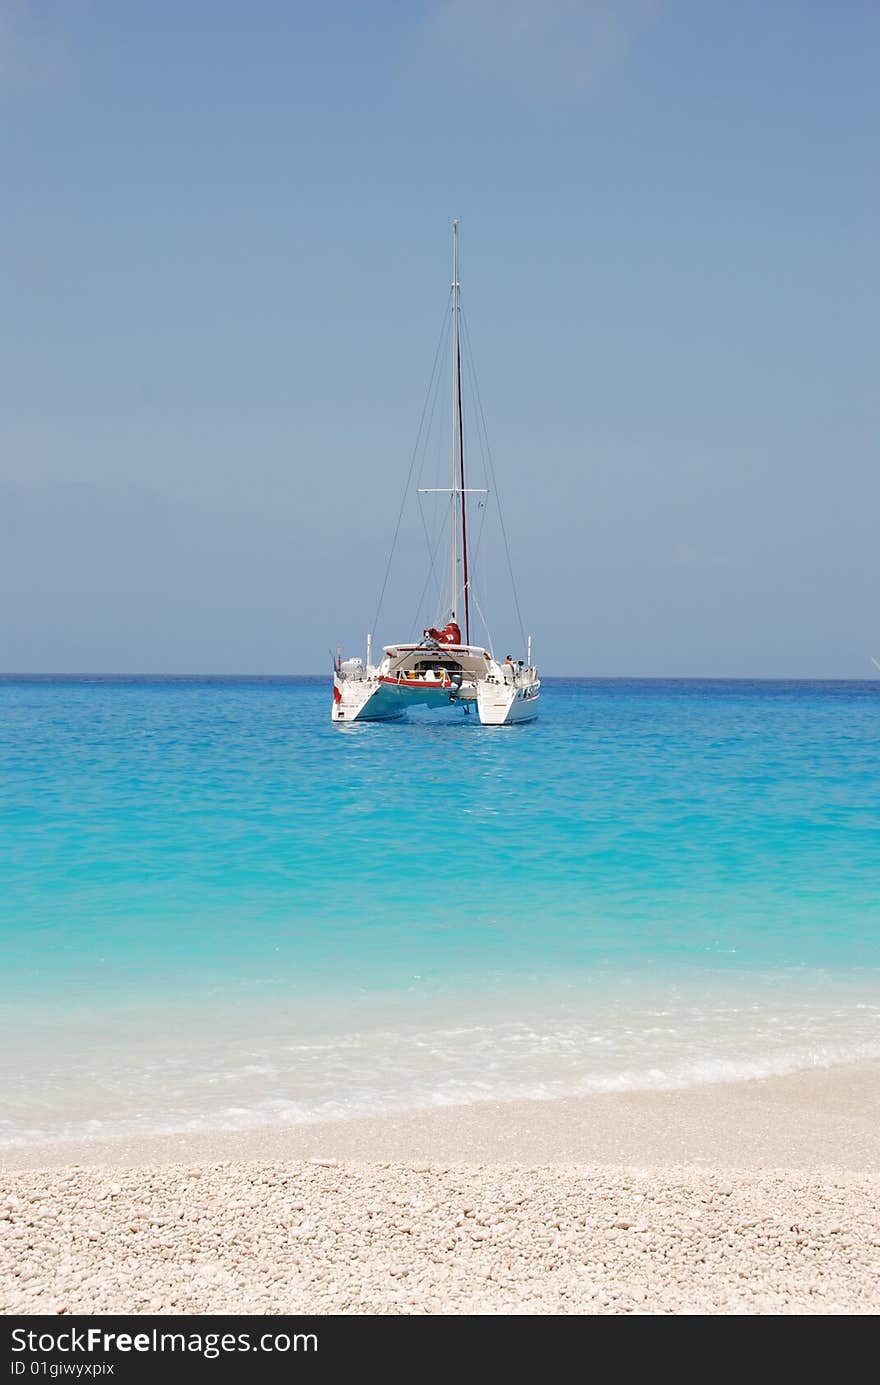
top-left (3, 1062), bottom-right (879, 1315)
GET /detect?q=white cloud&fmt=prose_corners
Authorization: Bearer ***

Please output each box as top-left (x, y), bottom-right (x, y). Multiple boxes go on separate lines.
top-left (418, 0), bottom-right (656, 104)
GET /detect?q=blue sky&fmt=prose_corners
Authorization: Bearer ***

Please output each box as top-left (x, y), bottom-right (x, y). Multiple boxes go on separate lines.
top-left (1, 1), bottom-right (877, 675)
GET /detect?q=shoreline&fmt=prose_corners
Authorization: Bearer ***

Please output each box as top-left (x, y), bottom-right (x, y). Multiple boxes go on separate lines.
top-left (3, 1060), bottom-right (879, 1173)
top-left (3, 1062), bottom-right (878, 1314)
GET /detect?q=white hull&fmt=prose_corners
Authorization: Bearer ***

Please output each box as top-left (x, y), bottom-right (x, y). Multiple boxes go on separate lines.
top-left (333, 645), bottom-right (539, 726)
top-left (476, 680), bottom-right (540, 726)
top-left (332, 676), bottom-right (444, 723)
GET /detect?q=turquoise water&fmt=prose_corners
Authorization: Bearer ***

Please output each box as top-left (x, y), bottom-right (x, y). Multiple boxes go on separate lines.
top-left (1, 676), bottom-right (879, 1144)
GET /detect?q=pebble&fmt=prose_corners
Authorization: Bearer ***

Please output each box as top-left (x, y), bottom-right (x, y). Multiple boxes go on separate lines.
top-left (1, 1163), bottom-right (877, 1315)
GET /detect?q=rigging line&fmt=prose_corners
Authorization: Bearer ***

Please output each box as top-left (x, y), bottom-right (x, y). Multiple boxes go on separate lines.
top-left (415, 489), bottom-right (445, 622)
top-left (370, 292), bottom-right (453, 645)
top-left (416, 304), bottom-right (452, 491)
top-left (460, 302), bottom-right (496, 493)
top-left (464, 498), bottom-right (490, 629)
top-left (413, 308), bottom-right (452, 623)
top-left (415, 312), bottom-right (453, 628)
top-left (458, 326), bottom-right (491, 595)
top-left (467, 474), bottom-right (491, 573)
top-left (459, 304), bottom-right (492, 499)
top-left (469, 582), bottom-right (495, 659)
top-left (463, 339), bottom-right (491, 484)
top-left (460, 302), bottom-right (527, 649)
top-left (411, 495), bottom-right (452, 636)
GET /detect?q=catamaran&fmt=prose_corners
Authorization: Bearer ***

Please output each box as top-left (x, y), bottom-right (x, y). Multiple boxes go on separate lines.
top-left (331, 222), bottom-right (540, 726)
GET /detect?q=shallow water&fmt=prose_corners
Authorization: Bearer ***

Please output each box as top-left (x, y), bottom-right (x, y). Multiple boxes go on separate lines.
top-left (2, 676), bottom-right (878, 1143)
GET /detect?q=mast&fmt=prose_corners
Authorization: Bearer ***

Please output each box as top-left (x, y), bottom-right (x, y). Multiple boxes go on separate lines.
top-left (450, 219), bottom-right (471, 644)
top-left (450, 221), bottom-right (459, 632)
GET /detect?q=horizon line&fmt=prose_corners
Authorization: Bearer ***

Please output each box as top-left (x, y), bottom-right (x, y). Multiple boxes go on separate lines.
top-left (2, 672), bottom-right (879, 684)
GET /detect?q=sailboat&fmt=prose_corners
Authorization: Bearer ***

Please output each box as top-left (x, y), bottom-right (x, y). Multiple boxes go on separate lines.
top-left (331, 222), bottom-right (540, 726)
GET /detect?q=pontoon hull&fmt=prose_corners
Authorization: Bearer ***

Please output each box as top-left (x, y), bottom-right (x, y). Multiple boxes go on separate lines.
top-left (476, 681), bottom-right (540, 725)
top-left (333, 669), bottom-right (539, 725)
top-left (332, 677), bottom-right (465, 722)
